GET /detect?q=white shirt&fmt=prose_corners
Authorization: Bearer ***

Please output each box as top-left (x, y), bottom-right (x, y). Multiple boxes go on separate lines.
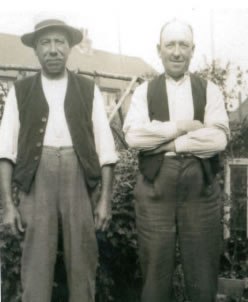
top-left (0, 73), bottom-right (118, 166)
top-left (123, 74), bottom-right (229, 158)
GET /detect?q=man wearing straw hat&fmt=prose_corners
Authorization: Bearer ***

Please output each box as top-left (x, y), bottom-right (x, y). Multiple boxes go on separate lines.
top-left (123, 19), bottom-right (229, 302)
top-left (0, 16), bottom-right (118, 302)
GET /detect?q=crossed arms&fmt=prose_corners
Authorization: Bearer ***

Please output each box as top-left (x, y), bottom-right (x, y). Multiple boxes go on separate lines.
top-left (123, 80), bottom-right (229, 158)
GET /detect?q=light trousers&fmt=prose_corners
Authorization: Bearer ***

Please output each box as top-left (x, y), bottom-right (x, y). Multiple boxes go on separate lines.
top-left (18, 147), bottom-right (98, 302)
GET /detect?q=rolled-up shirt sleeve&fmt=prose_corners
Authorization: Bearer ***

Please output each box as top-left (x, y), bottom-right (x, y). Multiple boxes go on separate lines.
top-left (0, 86), bottom-right (20, 163)
top-left (123, 82), bottom-right (179, 150)
top-left (175, 81), bottom-right (229, 158)
top-left (92, 86), bottom-right (118, 166)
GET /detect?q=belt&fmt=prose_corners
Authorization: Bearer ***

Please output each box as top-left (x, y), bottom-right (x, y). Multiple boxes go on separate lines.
top-left (164, 152), bottom-right (194, 158)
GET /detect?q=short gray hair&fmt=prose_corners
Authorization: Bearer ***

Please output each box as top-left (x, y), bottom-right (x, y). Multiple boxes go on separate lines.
top-left (159, 19), bottom-right (194, 44)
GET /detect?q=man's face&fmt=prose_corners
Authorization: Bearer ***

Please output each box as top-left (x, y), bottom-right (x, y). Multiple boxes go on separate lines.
top-left (34, 29), bottom-right (71, 78)
top-left (157, 22), bottom-right (195, 80)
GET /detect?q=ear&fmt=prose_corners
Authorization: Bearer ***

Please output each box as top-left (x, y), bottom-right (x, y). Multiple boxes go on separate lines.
top-left (32, 39), bottom-right (39, 55)
top-left (34, 48), bottom-right (38, 57)
top-left (191, 44), bottom-right (195, 57)
top-left (157, 44), bottom-right (162, 58)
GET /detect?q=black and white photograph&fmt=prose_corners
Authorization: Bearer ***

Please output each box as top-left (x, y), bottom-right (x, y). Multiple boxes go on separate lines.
top-left (0, 1), bottom-right (248, 301)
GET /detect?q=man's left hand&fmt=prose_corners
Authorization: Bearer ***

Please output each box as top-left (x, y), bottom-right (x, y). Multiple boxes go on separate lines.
top-left (94, 195), bottom-right (112, 231)
top-left (143, 140), bottom-right (176, 156)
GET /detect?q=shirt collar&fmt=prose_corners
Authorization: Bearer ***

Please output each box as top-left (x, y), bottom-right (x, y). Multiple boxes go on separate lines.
top-left (164, 72), bottom-right (190, 86)
top-left (41, 69), bottom-right (68, 84)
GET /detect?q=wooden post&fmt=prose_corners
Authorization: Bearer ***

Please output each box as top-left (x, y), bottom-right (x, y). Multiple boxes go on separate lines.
top-left (238, 91), bottom-right (242, 123)
top-left (224, 160), bottom-right (231, 239)
top-left (108, 76), bottom-right (138, 123)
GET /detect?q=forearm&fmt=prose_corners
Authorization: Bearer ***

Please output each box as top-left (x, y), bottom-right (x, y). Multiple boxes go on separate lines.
top-left (0, 159), bottom-right (24, 233)
top-left (93, 164), bottom-right (114, 231)
top-left (100, 164), bottom-right (114, 202)
top-left (175, 127), bottom-right (228, 158)
top-left (0, 159), bottom-right (14, 208)
top-left (124, 120), bottom-right (178, 150)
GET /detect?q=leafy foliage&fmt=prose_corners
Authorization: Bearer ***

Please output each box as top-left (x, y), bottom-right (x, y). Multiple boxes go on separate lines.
top-left (0, 224), bottom-right (23, 302)
top-left (0, 148), bottom-right (141, 302)
top-left (198, 62), bottom-right (248, 301)
top-left (96, 148), bottom-right (141, 302)
top-left (1, 61), bottom-right (248, 302)
top-left (195, 60), bottom-right (248, 112)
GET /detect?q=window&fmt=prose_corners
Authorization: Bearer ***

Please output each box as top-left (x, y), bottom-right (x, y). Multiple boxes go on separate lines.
top-left (224, 159), bottom-right (248, 238)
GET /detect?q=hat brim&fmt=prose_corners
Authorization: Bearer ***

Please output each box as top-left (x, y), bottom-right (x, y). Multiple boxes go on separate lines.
top-left (21, 24), bottom-right (83, 48)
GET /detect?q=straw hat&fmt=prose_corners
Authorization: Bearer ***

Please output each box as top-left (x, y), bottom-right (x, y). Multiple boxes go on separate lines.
top-left (21, 18), bottom-right (83, 48)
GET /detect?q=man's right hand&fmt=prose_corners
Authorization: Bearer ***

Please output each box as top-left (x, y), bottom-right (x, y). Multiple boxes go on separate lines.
top-left (177, 120), bottom-right (204, 136)
top-left (3, 202), bottom-right (24, 235)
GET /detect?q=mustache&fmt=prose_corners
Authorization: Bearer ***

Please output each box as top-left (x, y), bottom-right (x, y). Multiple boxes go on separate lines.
top-left (46, 58), bottom-right (63, 60)
top-left (45, 58), bottom-right (63, 63)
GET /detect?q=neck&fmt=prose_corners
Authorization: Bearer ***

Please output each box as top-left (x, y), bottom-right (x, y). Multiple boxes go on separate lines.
top-left (165, 72), bottom-right (188, 82)
top-left (41, 69), bottom-right (67, 80)
top-left (171, 76), bottom-right (183, 82)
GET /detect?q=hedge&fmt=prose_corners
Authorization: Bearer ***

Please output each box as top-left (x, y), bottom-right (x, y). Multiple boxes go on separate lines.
top-left (1, 63), bottom-right (248, 301)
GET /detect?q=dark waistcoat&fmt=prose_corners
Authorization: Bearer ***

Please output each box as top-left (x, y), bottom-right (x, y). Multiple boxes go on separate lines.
top-left (138, 73), bottom-right (219, 182)
top-left (13, 70), bottom-right (101, 193)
